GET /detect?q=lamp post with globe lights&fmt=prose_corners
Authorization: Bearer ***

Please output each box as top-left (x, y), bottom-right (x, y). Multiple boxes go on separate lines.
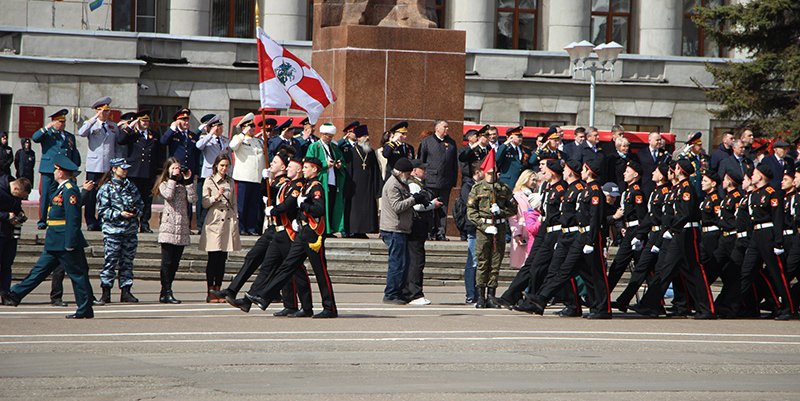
top-left (564, 41), bottom-right (624, 127)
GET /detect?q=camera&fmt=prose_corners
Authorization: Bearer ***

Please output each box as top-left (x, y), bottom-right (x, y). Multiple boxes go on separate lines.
top-left (9, 211), bottom-right (27, 226)
top-left (180, 166), bottom-right (189, 175)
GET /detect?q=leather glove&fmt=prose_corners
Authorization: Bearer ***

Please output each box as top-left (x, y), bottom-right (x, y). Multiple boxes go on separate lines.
top-left (651, 245), bottom-right (660, 254)
top-left (490, 203), bottom-right (501, 215)
top-left (663, 231), bottom-right (673, 240)
top-left (262, 168), bottom-right (270, 180)
top-left (631, 237), bottom-right (642, 251)
top-left (582, 245), bottom-right (594, 254)
top-left (484, 225), bottom-right (498, 235)
top-left (774, 247), bottom-right (784, 256)
top-left (296, 195), bottom-right (307, 207)
top-left (265, 206), bottom-right (274, 216)
top-left (412, 192), bottom-right (426, 205)
top-left (291, 220), bottom-right (300, 232)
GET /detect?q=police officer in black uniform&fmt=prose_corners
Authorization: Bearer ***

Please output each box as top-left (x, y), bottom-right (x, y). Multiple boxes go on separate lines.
top-left (118, 109), bottom-right (162, 233)
top-left (607, 160), bottom-right (648, 291)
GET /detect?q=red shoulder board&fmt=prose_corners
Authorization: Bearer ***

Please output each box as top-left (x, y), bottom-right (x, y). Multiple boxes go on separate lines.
top-left (714, 206), bottom-right (720, 214)
top-left (633, 184), bottom-right (640, 190)
top-left (681, 181), bottom-right (689, 187)
top-left (591, 184), bottom-right (599, 190)
top-left (635, 195), bottom-right (643, 204)
top-left (556, 185), bottom-right (564, 191)
top-left (278, 176), bottom-right (288, 184)
top-left (710, 194), bottom-right (718, 201)
top-left (765, 187), bottom-right (775, 194)
top-left (591, 196), bottom-right (600, 205)
top-left (576, 183), bottom-right (584, 190)
top-left (732, 191), bottom-right (739, 197)
top-left (661, 187), bottom-right (669, 194)
top-left (682, 192), bottom-right (691, 201)
top-left (313, 189), bottom-right (322, 200)
top-left (771, 198), bottom-right (779, 207)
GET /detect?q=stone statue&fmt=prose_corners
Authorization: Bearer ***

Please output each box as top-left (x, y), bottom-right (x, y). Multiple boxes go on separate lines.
top-left (320, 0), bottom-right (438, 29)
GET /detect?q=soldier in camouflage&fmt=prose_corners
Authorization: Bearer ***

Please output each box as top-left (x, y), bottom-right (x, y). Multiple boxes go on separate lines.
top-left (467, 163), bottom-right (517, 308)
top-left (96, 158), bottom-right (144, 305)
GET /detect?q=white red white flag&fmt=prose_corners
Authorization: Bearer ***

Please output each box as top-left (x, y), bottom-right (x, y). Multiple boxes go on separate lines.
top-left (256, 27), bottom-right (335, 124)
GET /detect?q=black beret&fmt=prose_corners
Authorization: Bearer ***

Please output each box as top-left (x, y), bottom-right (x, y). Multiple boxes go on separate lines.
top-left (669, 159), bottom-right (678, 170)
top-left (676, 159), bottom-right (695, 175)
top-left (783, 162), bottom-right (795, 178)
top-left (756, 163), bottom-right (773, 180)
top-left (701, 168), bottom-right (720, 184)
top-left (344, 121), bottom-right (360, 132)
top-left (390, 121), bottom-right (409, 133)
top-left (725, 170), bottom-right (743, 185)
top-left (545, 159), bottom-right (563, 175)
top-left (506, 126), bottom-right (523, 136)
top-left (394, 157), bottom-right (413, 172)
top-left (656, 163), bottom-right (670, 178)
top-left (303, 157), bottom-right (323, 170)
top-left (565, 159), bottom-right (582, 175)
top-left (275, 145), bottom-right (297, 166)
top-left (794, 159), bottom-right (800, 172)
top-left (464, 129), bottom-right (478, 139)
top-left (538, 150), bottom-right (558, 161)
top-left (585, 158), bottom-right (603, 177)
top-left (626, 159), bottom-right (642, 175)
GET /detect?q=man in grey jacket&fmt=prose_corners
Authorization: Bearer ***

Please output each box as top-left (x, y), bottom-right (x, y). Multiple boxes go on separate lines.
top-left (379, 157), bottom-right (427, 304)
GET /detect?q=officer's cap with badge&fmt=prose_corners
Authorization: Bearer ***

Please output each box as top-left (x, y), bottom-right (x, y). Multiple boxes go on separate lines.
top-left (506, 126), bottom-right (523, 136)
top-left (50, 109), bottom-right (69, 122)
top-left (110, 158), bottom-right (132, 170)
top-left (299, 117), bottom-right (312, 127)
top-left (260, 118), bottom-right (278, 130)
top-left (676, 158), bottom-right (695, 175)
top-left (198, 113), bottom-right (217, 130)
top-left (274, 118), bottom-right (293, 133)
top-left (119, 112), bottom-right (137, 123)
top-left (137, 109), bottom-right (152, 122)
top-left (545, 125), bottom-right (559, 141)
top-left (354, 124), bottom-right (369, 138)
top-left (237, 113), bottom-right (255, 128)
top-left (390, 121), bottom-right (409, 134)
top-left (92, 96), bottom-right (112, 111)
top-left (687, 131), bottom-right (702, 146)
top-left (53, 153), bottom-right (80, 175)
top-left (626, 159), bottom-right (643, 176)
top-left (173, 108), bottom-right (191, 121)
top-left (343, 121), bottom-right (360, 133)
top-left (545, 159), bottom-right (563, 175)
top-left (476, 124), bottom-right (491, 137)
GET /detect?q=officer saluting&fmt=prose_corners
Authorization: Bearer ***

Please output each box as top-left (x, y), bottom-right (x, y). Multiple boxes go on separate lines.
top-left (382, 121), bottom-right (415, 180)
top-left (1, 154), bottom-right (94, 319)
top-left (161, 108), bottom-right (199, 174)
top-left (118, 109), bottom-right (162, 233)
top-left (32, 109), bottom-right (81, 229)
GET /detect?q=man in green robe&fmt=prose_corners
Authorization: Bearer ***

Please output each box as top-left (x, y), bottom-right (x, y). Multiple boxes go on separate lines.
top-left (305, 122), bottom-right (346, 235)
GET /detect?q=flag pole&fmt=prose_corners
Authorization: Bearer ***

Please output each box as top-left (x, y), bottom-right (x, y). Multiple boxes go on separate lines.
top-left (255, 0), bottom-right (273, 216)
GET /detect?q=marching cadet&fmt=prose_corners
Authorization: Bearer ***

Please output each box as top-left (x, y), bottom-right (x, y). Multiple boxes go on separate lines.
top-left (244, 158), bottom-right (338, 318)
top-left (95, 158), bottom-right (144, 304)
top-left (607, 160), bottom-right (647, 292)
top-left (79, 96), bottom-right (119, 231)
top-left (1, 154), bottom-right (95, 319)
top-left (118, 109), bottom-right (162, 233)
top-left (467, 158), bottom-right (517, 308)
top-left (518, 157), bottom-right (611, 319)
top-left (740, 164), bottom-right (796, 320)
top-left (612, 163), bottom-right (672, 312)
top-left (786, 161), bottom-right (800, 308)
top-left (496, 126), bottom-right (528, 189)
top-left (711, 171), bottom-right (744, 317)
top-left (382, 121), bottom-right (415, 180)
top-left (32, 109), bottom-right (81, 229)
top-left (698, 169), bottom-right (723, 279)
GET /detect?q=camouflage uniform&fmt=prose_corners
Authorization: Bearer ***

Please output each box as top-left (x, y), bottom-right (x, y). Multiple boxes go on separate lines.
top-left (467, 179), bottom-right (517, 293)
top-left (97, 177), bottom-right (143, 289)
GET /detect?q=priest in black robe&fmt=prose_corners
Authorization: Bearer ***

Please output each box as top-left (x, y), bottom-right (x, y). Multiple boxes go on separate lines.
top-left (341, 124), bottom-right (381, 238)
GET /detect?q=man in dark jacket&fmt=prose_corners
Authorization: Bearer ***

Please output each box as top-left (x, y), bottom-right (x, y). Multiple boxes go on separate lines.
top-left (637, 132), bottom-right (670, 196)
top-left (709, 131), bottom-right (734, 173)
top-left (118, 110), bottom-right (163, 233)
top-left (418, 120), bottom-right (458, 241)
top-left (0, 133), bottom-right (12, 176)
top-left (0, 173), bottom-right (32, 293)
top-left (13, 138), bottom-right (36, 184)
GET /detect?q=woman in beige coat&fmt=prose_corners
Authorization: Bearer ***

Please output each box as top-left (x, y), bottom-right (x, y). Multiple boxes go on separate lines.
top-left (154, 157), bottom-right (196, 304)
top-left (199, 154), bottom-right (241, 302)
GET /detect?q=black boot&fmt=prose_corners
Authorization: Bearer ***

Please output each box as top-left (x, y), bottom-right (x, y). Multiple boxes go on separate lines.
top-left (485, 287), bottom-right (502, 309)
top-left (159, 289), bottom-right (181, 304)
top-left (475, 286), bottom-right (487, 309)
top-left (96, 286), bottom-right (111, 306)
top-left (120, 286), bottom-right (139, 303)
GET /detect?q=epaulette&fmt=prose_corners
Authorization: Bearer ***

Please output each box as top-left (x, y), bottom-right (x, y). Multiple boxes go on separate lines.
top-left (555, 185), bottom-right (564, 191)
top-left (387, 142), bottom-right (398, 149)
top-left (590, 184), bottom-right (599, 190)
top-left (710, 194), bottom-right (718, 201)
top-left (661, 187), bottom-right (669, 194)
top-left (681, 181), bottom-right (689, 187)
top-left (575, 183), bottom-right (584, 190)
top-left (765, 187), bottom-right (775, 194)
top-left (633, 184), bottom-right (640, 190)
top-left (64, 182), bottom-right (73, 189)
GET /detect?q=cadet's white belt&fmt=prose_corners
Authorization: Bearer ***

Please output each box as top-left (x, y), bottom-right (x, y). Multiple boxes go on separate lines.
top-left (275, 225), bottom-right (286, 232)
top-left (722, 230), bottom-right (736, 237)
top-left (737, 232), bottom-right (748, 238)
top-left (651, 226), bottom-right (661, 232)
top-left (754, 222), bottom-right (773, 230)
top-left (625, 220), bottom-right (639, 228)
top-left (562, 226), bottom-right (580, 233)
top-left (783, 229), bottom-right (795, 235)
top-left (578, 226), bottom-right (591, 233)
top-left (482, 218), bottom-right (506, 224)
top-left (702, 226), bottom-right (719, 233)
top-left (546, 224), bottom-right (562, 233)
top-left (684, 222), bottom-right (701, 228)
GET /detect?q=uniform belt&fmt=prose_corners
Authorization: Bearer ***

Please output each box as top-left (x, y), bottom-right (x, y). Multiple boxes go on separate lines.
top-left (783, 229), bottom-right (794, 235)
top-left (275, 225), bottom-right (286, 232)
top-left (651, 225), bottom-right (661, 232)
top-left (701, 226), bottom-right (719, 233)
top-left (736, 232), bottom-right (748, 238)
top-left (482, 218), bottom-right (507, 224)
top-left (754, 222), bottom-right (773, 230)
top-left (625, 220), bottom-right (639, 228)
top-left (546, 224), bottom-right (562, 233)
top-left (561, 226), bottom-right (580, 233)
top-left (722, 230), bottom-right (736, 237)
top-left (578, 226), bottom-right (591, 233)
top-left (684, 222), bottom-right (701, 228)
top-left (47, 220), bottom-right (66, 226)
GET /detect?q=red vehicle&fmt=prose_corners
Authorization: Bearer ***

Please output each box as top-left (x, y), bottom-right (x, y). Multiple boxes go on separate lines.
top-left (228, 113), bottom-right (298, 137)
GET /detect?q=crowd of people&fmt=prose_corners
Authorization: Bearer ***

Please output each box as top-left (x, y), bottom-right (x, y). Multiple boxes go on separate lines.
top-left (0, 94), bottom-right (799, 321)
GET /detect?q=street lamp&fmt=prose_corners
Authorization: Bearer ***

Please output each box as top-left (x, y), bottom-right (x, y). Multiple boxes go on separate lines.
top-left (564, 41), bottom-right (623, 127)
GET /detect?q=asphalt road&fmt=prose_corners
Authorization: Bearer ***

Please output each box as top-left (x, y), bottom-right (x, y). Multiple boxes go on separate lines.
top-left (1, 279), bottom-right (799, 401)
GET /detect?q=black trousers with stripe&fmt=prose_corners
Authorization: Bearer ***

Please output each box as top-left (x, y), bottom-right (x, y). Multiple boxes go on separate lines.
top-left (248, 230), bottom-right (312, 311)
top-left (740, 229), bottom-right (795, 316)
top-left (500, 227), bottom-right (547, 305)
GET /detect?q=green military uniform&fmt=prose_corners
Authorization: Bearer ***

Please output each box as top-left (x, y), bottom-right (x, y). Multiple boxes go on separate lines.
top-left (467, 179), bottom-right (517, 295)
top-left (3, 155), bottom-right (94, 318)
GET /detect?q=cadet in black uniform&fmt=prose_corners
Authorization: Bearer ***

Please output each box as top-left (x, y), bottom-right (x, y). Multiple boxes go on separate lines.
top-left (698, 169), bottom-right (723, 280)
top-left (607, 160), bottom-right (648, 292)
top-left (712, 171), bottom-right (745, 317)
top-left (785, 160), bottom-right (800, 309)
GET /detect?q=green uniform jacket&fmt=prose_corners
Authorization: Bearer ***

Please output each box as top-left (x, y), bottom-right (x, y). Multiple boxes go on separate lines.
top-left (45, 179), bottom-right (88, 251)
top-left (466, 180), bottom-right (518, 232)
top-left (305, 140), bottom-right (346, 234)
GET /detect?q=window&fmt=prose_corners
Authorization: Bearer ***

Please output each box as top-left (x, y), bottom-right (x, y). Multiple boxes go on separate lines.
top-left (496, 0), bottom-right (537, 50)
top-left (615, 116), bottom-right (671, 134)
top-left (137, 103), bottom-right (186, 133)
top-left (590, 0), bottom-right (631, 52)
top-left (211, 0), bottom-right (255, 38)
top-left (521, 112), bottom-right (575, 128)
top-left (464, 109), bottom-right (481, 123)
top-left (306, 0), bottom-right (314, 40)
top-left (433, 0), bottom-right (447, 28)
top-left (682, 0), bottom-right (723, 57)
top-left (112, 0), bottom-right (160, 33)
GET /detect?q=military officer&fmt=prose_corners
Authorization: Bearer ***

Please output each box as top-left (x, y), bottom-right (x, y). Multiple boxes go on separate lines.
top-left (161, 108), bottom-right (200, 174)
top-left (458, 125), bottom-right (490, 189)
top-left (496, 126), bottom-right (528, 189)
top-left (1, 154), bottom-right (94, 319)
top-left (607, 159), bottom-right (648, 291)
top-left (467, 160), bottom-right (517, 308)
top-left (677, 131), bottom-right (704, 196)
top-left (32, 109), bottom-right (81, 229)
top-left (79, 96), bottom-right (119, 231)
top-left (297, 118), bottom-right (319, 158)
top-left (118, 109), bottom-right (162, 233)
top-left (382, 121), bottom-right (415, 180)
top-left (268, 118), bottom-right (301, 160)
top-left (530, 127), bottom-right (566, 166)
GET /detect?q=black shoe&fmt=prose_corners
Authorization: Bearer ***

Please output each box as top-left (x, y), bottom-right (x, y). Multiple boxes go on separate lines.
top-left (211, 288), bottom-right (231, 299)
top-left (120, 286), bottom-right (139, 303)
top-left (629, 304), bottom-right (661, 318)
top-left (50, 299), bottom-right (68, 307)
top-left (694, 313), bottom-right (718, 320)
top-left (159, 293), bottom-right (182, 304)
top-left (244, 293), bottom-right (269, 311)
top-left (515, 297), bottom-right (545, 316)
top-left (98, 287), bottom-right (111, 305)
top-left (273, 308), bottom-right (299, 317)
top-left (610, 300), bottom-right (628, 313)
top-left (382, 297), bottom-right (407, 305)
top-left (586, 312), bottom-right (612, 319)
top-left (65, 313), bottom-right (94, 319)
top-left (289, 309), bottom-right (314, 318)
top-left (493, 297), bottom-right (514, 310)
top-left (774, 312), bottom-right (797, 321)
top-left (2, 292), bottom-right (20, 307)
top-left (141, 226), bottom-right (153, 233)
top-left (555, 307), bottom-right (582, 317)
top-left (230, 297), bottom-right (251, 313)
top-left (474, 296), bottom-right (486, 309)
top-left (312, 310), bottom-right (338, 319)
top-left (224, 293), bottom-right (239, 307)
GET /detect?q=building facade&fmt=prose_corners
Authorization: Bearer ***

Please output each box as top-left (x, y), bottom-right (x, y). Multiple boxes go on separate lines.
top-left (0, 0), bottom-right (749, 201)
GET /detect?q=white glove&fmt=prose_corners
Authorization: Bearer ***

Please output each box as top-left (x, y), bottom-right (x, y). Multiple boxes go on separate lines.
top-left (490, 203), bottom-right (501, 215)
top-left (291, 220), bottom-right (300, 232)
top-left (65, 248), bottom-right (74, 251)
top-left (663, 231), bottom-right (673, 240)
top-left (582, 245), bottom-right (594, 254)
top-left (265, 206), bottom-right (274, 216)
top-left (651, 245), bottom-right (660, 254)
top-left (296, 195), bottom-right (307, 207)
top-left (262, 168), bottom-right (270, 180)
top-left (262, 196), bottom-right (269, 206)
top-left (774, 248), bottom-right (784, 256)
top-left (485, 225), bottom-right (498, 235)
top-left (631, 237), bottom-right (642, 251)
top-left (529, 193), bottom-right (543, 210)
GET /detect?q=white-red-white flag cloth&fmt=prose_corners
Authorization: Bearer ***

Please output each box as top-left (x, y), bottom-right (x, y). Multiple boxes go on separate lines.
top-left (256, 27), bottom-right (335, 124)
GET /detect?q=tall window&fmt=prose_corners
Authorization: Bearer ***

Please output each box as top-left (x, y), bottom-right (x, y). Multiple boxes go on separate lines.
top-left (112, 0), bottom-right (159, 32)
top-left (211, 0), bottom-right (255, 38)
top-left (496, 0), bottom-right (537, 50)
top-left (433, 0), bottom-right (447, 28)
top-left (682, 0), bottom-right (723, 57)
top-left (590, 0), bottom-right (631, 51)
top-left (306, 0), bottom-right (314, 40)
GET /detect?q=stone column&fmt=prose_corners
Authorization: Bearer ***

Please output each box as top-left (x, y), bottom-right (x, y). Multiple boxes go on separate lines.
top-left (262, 0), bottom-right (309, 41)
top-left (169, 0), bottom-right (210, 36)
top-left (450, 0), bottom-right (494, 49)
top-left (546, 0), bottom-right (590, 51)
top-left (638, 0), bottom-right (682, 56)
